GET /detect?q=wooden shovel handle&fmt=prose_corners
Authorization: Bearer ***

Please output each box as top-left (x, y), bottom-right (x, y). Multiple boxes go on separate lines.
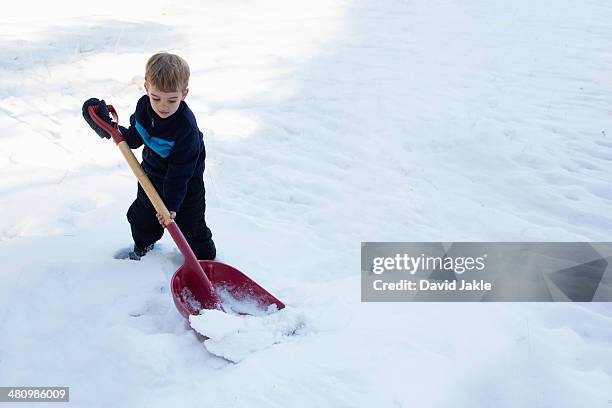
top-left (117, 141), bottom-right (175, 226)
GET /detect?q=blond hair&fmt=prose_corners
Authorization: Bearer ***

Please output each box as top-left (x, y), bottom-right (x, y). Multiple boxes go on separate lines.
top-left (145, 52), bottom-right (190, 92)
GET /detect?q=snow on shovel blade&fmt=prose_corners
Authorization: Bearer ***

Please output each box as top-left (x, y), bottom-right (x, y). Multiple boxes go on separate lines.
top-left (171, 260), bottom-right (285, 318)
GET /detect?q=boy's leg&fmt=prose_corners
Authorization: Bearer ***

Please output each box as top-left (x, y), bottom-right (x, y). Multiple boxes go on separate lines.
top-left (127, 183), bottom-right (165, 250)
top-left (174, 177), bottom-right (216, 260)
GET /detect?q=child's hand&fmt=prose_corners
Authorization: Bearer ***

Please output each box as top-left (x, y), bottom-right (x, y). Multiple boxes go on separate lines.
top-left (82, 98), bottom-right (114, 139)
top-left (156, 211), bottom-right (176, 227)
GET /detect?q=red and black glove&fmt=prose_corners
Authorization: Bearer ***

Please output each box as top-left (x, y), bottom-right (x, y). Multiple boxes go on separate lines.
top-left (82, 98), bottom-right (113, 139)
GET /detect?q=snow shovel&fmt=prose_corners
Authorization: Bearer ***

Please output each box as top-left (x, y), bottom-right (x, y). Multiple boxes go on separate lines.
top-left (87, 104), bottom-right (285, 318)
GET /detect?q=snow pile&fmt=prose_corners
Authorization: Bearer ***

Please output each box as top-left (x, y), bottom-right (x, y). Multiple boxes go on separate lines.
top-left (189, 306), bottom-right (309, 363)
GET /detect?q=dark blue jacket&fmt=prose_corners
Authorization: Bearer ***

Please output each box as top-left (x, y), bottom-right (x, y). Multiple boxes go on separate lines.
top-left (119, 95), bottom-right (206, 211)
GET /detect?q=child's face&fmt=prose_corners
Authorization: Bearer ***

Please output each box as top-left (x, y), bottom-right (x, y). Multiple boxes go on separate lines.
top-left (144, 82), bottom-right (188, 119)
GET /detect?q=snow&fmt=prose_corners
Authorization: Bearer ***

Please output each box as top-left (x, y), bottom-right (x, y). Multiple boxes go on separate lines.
top-left (1, 0), bottom-right (612, 407)
top-left (189, 307), bottom-right (309, 363)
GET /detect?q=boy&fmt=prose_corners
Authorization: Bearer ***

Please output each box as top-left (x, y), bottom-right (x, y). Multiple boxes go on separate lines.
top-left (82, 52), bottom-right (216, 261)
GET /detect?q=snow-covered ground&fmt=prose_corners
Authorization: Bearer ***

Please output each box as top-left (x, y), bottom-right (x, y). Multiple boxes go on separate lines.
top-left (1, 0), bottom-right (612, 406)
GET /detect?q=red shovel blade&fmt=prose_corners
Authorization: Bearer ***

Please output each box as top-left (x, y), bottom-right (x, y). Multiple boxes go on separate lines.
top-left (171, 260), bottom-right (286, 318)
top-left (166, 222), bottom-right (285, 318)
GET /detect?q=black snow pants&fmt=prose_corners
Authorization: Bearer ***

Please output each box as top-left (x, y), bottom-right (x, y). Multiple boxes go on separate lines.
top-left (127, 176), bottom-right (216, 260)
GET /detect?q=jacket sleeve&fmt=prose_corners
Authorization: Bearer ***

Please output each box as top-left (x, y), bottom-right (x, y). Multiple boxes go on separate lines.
top-left (163, 128), bottom-right (200, 211)
top-left (119, 113), bottom-right (143, 149)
